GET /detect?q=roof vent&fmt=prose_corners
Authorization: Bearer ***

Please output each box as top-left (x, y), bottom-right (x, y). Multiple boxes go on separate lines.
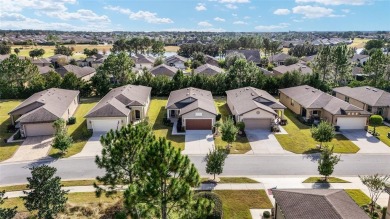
top-left (312, 90), bottom-right (316, 93)
top-left (373, 89), bottom-right (377, 92)
top-left (305, 87), bottom-right (309, 89)
top-left (245, 88), bottom-right (249, 90)
top-left (251, 93), bottom-right (255, 96)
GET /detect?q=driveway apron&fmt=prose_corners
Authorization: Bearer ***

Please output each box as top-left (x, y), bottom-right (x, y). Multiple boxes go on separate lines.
top-left (342, 130), bottom-right (390, 154)
top-left (4, 136), bottom-right (53, 162)
top-left (71, 132), bottom-right (105, 158)
top-left (183, 130), bottom-right (214, 155)
top-left (246, 129), bottom-right (291, 154)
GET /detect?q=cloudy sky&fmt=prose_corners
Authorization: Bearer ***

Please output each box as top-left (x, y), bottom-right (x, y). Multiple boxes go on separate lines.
top-left (0, 0), bottom-right (389, 32)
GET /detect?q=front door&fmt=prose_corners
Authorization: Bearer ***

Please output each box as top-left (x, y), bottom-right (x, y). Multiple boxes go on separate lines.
top-left (170, 110), bottom-right (176, 117)
top-left (135, 110), bottom-right (141, 120)
top-left (301, 108), bottom-right (307, 117)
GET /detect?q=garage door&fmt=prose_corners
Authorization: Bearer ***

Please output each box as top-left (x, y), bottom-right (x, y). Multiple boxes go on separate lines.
top-left (337, 117), bottom-right (367, 130)
top-left (91, 120), bottom-right (120, 132)
top-left (186, 119), bottom-right (212, 130)
top-left (243, 119), bottom-right (271, 130)
top-left (24, 123), bottom-right (55, 137)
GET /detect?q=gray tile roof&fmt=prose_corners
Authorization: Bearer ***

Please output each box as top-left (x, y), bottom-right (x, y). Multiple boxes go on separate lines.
top-left (273, 189), bottom-right (369, 219)
top-left (273, 63), bottom-right (313, 75)
top-left (86, 85), bottom-right (151, 118)
top-left (38, 66), bottom-right (54, 75)
top-left (166, 87), bottom-right (217, 116)
top-left (269, 53), bottom-right (292, 62)
top-left (9, 88), bottom-right (79, 123)
top-left (226, 87), bottom-right (285, 116)
top-left (351, 54), bottom-right (369, 62)
top-left (194, 64), bottom-right (223, 75)
top-left (31, 58), bottom-right (51, 65)
top-left (150, 64), bottom-right (177, 77)
top-left (352, 67), bottom-right (364, 76)
top-left (226, 50), bottom-right (261, 64)
top-left (333, 86), bottom-right (390, 107)
top-left (133, 54), bottom-right (155, 64)
top-left (56, 64), bottom-right (96, 79)
top-left (279, 85), bottom-right (370, 115)
top-left (165, 55), bottom-right (187, 64)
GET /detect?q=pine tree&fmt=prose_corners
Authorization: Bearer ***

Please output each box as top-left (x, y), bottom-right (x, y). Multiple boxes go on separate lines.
top-left (318, 146), bottom-right (340, 181)
top-left (23, 165), bottom-right (68, 219)
top-left (0, 191), bottom-right (17, 219)
top-left (125, 137), bottom-right (204, 219)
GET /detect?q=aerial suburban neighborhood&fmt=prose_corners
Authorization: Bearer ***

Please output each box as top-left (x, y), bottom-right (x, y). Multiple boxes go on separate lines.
top-left (0, 0), bottom-right (390, 218)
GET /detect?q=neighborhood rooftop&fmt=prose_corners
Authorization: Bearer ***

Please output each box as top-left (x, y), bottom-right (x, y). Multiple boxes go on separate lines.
top-left (226, 49), bottom-right (261, 64)
top-left (333, 86), bottom-right (390, 107)
top-left (56, 64), bottom-right (96, 78)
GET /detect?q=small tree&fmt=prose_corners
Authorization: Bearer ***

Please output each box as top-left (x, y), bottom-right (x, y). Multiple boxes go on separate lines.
top-left (369, 115), bottom-right (383, 136)
top-left (52, 118), bottom-right (73, 154)
top-left (236, 122), bottom-right (245, 132)
top-left (0, 191), bottom-right (17, 219)
top-left (213, 121), bottom-right (221, 135)
top-left (359, 174), bottom-right (390, 216)
top-left (204, 148), bottom-right (228, 181)
top-left (23, 165), bottom-right (68, 219)
top-left (311, 121), bottom-right (335, 149)
top-left (13, 48), bottom-right (20, 55)
top-left (318, 146), bottom-right (340, 181)
top-left (220, 117), bottom-right (238, 147)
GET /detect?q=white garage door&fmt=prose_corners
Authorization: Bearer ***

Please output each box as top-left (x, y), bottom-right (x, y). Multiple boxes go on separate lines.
top-left (337, 117), bottom-right (367, 130)
top-left (243, 119), bottom-right (271, 130)
top-left (24, 123), bottom-right (55, 137)
top-left (92, 120), bottom-right (120, 133)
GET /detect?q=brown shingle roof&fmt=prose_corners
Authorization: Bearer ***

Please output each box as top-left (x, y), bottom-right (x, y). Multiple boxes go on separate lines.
top-left (194, 64), bottom-right (223, 75)
top-left (279, 85), bottom-right (370, 115)
top-left (165, 55), bottom-right (187, 64)
top-left (273, 63), bottom-right (313, 75)
top-left (269, 53), bottom-right (292, 62)
top-left (56, 64), bottom-right (96, 79)
top-left (38, 66), bottom-right (54, 75)
top-left (333, 86), bottom-right (390, 107)
top-left (9, 88), bottom-right (79, 123)
top-left (226, 50), bottom-right (261, 64)
top-left (166, 87), bottom-right (217, 116)
top-left (226, 87), bottom-right (285, 116)
top-left (273, 189), bottom-right (369, 219)
top-left (150, 64), bottom-right (177, 77)
top-left (85, 85), bottom-right (151, 118)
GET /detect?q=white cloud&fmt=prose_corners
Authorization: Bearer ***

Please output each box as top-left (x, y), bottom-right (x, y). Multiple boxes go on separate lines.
top-left (293, 19), bottom-right (303, 22)
top-left (195, 3), bottom-right (207, 11)
top-left (255, 23), bottom-right (290, 31)
top-left (233, 21), bottom-right (248, 25)
top-left (45, 9), bottom-right (110, 23)
top-left (214, 17), bottom-right (226, 22)
top-left (164, 27), bottom-right (225, 32)
top-left (244, 16), bottom-right (250, 19)
top-left (198, 21), bottom-right (213, 27)
top-left (342, 9), bottom-right (351, 13)
top-left (295, 0), bottom-right (369, 5)
top-left (104, 5), bottom-right (173, 24)
top-left (292, 5), bottom-right (336, 18)
top-left (232, 13), bottom-right (238, 17)
top-left (225, 4), bottom-right (238, 9)
top-left (219, 0), bottom-right (250, 3)
top-left (0, 0), bottom-right (76, 12)
top-left (274, 9), bottom-right (291, 15)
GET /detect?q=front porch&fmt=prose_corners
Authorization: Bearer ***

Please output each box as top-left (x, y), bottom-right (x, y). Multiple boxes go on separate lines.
top-left (167, 109), bottom-right (180, 121)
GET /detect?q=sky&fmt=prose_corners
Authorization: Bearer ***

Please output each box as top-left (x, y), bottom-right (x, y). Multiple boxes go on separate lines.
top-left (0, 0), bottom-right (389, 32)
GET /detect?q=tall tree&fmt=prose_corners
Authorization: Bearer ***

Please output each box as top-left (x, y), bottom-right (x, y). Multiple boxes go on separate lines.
top-left (60, 72), bottom-right (82, 90)
top-left (0, 191), bottom-right (17, 219)
top-left (124, 137), bottom-right (204, 219)
top-left (54, 45), bottom-right (73, 56)
top-left (52, 118), bottom-right (73, 154)
top-left (364, 49), bottom-right (387, 87)
top-left (98, 52), bottom-right (135, 85)
top-left (314, 46), bottom-right (333, 82)
top-left (151, 40), bottom-right (165, 56)
top-left (318, 146), bottom-right (341, 181)
top-left (83, 48), bottom-right (98, 57)
top-left (0, 42), bottom-right (11, 55)
top-left (369, 115), bottom-right (383, 136)
top-left (29, 48), bottom-right (45, 59)
top-left (311, 121), bottom-right (335, 149)
top-left (331, 45), bottom-right (351, 85)
top-left (44, 71), bottom-right (63, 89)
top-left (13, 48), bottom-right (20, 55)
top-left (204, 148), bottom-right (228, 181)
top-left (359, 174), bottom-right (390, 216)
top-left (23, 165), bottom-right (68, 219)
top-left (220, 117), bottom-right (238, 147)
top-left (95, 123), bottom-right (155, 197)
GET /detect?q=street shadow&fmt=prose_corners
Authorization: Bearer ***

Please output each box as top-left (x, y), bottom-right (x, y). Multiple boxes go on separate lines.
top-left (302, 151), bottom-right (321, 162)
top-left (22, 156), bottom-right (57, 169)
top-left (312, 182), bottom-right (331, 189)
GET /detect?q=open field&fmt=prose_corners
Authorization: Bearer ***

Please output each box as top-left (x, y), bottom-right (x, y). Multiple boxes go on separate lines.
top-left (348, 38), bottom-right (369, 49)
top-left (49, 98), bottom-right (99, 158)
top-left (165, 46), bottom-right (180, 52)
top-left (214, 97), bottom-right (252, 154)
top-left (275, 110), bottom-right (360, 154)
top-left (0, 100), bottom-right (23, 162)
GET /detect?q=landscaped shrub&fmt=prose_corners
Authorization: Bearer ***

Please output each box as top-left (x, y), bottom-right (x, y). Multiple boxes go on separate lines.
top-left (263, 210), bottom-right (271, 218)
top-left (67, 117), bottom-right (76, 125)
top-left (216, 114), bottom-right (222, 121)
top-left (13, 129), bottom-right (21, 140)
top-left (194, 192), bottom-right (223, 219)
top-left (236, 122), bottom-right (245, 131)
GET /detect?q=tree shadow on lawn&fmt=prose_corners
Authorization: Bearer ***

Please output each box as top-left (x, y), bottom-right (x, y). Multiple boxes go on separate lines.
top-left (152, 106), bottom-right (168, 130)
top-left (284, 110), bottom-right (311, 130)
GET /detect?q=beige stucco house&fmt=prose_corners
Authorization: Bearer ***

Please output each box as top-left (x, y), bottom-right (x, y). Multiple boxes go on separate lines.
top-left (85, 85), bottom-right (151, 133)
top-left (9, 88), bottom-right (79, 137)
top-left (226, 87), bottom-right (286, 129)
top-left (333, 86), bottom-right (390, 121)
top-left (166, 87), bottom-right (217, 130)
top-left (279, 85), bottom-right (371, 130)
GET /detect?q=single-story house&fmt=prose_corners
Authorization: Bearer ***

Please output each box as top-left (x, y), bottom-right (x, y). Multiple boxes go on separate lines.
top-left (272, 189), bottom-right (369, 219)
top-left (85, 85), bottom-right (151, 133)
top-left (49, 54), bottom-right (70, 68)
top-left (226, 50), bottom-right (261, 66)
top-left (269, 53), bottom-right (292, 66)
top-left (37, 66), bottom-right (55, 75)
top-left (56, 64), bottom-right (96, 81)
top-left (132, 54), bottom-right (155, 70)
top-left (351, 54), bottom-right (369, 66)
top-left (194, 64), bottom-right (223, 76)
top-left (165, 55), bottom-right (187, 69)
top-left (8, 88), bottom-right (79, 137)
top-left (150, 64), bottom-right (177, 78)
top-left (333, 86), bottom-right (390, 121)
top-left (226, 87), bottom-right (286, 129)
top-left (166, 87), bottom-right (217, 130)
top-left (31, 58), bottom-right (51, 67)
top-left (300, 55), bottom-right (316, 64)
top-left (279, 85), bottom-right (371, 130)
top-left (205, 55), bottom-right (219, 67)
top-left (273, 63), bottom-right (312, 76)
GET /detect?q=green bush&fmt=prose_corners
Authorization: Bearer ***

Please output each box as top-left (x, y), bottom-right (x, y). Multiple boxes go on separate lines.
top-left (194, 192), bottom-right (223, 219)
top-left (13, 130), bottom-right (21, 140)
top-left (382, 207), bottom-right (387, 219)
top-left (236, 122), bottom-right (245, 131)
top-left (263, 211), bottom-right (271, 218)
top-left (67, 117), bottom-right (76, 125)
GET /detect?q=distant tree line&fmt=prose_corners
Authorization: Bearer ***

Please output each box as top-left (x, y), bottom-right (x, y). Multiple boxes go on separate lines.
top-left (111, 37), bottom-right (165, 56)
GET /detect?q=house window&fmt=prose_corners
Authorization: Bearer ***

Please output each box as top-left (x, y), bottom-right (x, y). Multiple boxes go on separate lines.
top-left (377, 108), bottom-right (383, 115)
top-left (367, 105), bottom-right (372, 112)
top-left (291, 99), bottom-right (295, 106)
top-left (312, 110), bottom-right (319, 116)
top-left (344, 96), bottom-right (349, 102)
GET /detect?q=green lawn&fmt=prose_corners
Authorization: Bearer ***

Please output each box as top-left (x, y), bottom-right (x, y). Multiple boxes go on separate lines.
top-left (303, 177), bottom-right (350, 183)
top-left (214, 190), bottom-right (273, 219)
top-left (275, 110), bottom-right (360, 154)
top-left (214, 97), bottom-right (252, 154)
top-left (345, 189), bottom-right (371, 207)
top-left (368, 125), bottom-right (390, 147)
top-left (201, 177), bottom-right (259, 184)
top-left (0, 180), bottom-right (101, 192)
top-left (0, 100), bottom-right (23, 162)
top-left (148, 97), bottom-right (185, 150)
top-left (49, 98), bottom-right (99, 158)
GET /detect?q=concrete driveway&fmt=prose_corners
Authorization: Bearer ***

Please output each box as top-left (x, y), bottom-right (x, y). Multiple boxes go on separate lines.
top-left (342, 130), bottom-right (390, 154)
top-left (182, 130), bottom-right (214, 155)
top-left (246, 129), bottom-right (292, 154)
top-left (71, 132), bottom-right (104, 158)
top-left (4, 136), bottom-right (53, 162)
